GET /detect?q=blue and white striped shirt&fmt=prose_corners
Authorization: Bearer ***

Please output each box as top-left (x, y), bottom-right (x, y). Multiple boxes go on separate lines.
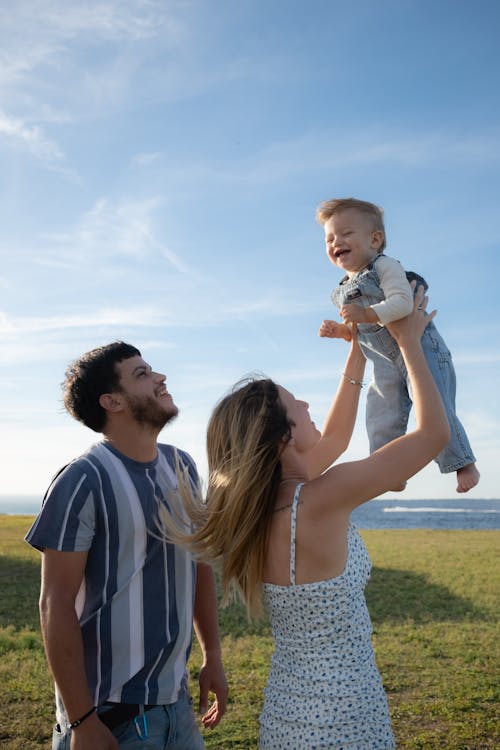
top-left (26, 441), bottom-right (198, 719)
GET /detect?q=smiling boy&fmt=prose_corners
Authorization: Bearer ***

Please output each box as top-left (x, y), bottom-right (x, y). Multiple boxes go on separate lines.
top-left (317, 197), bottom-right (479, 493)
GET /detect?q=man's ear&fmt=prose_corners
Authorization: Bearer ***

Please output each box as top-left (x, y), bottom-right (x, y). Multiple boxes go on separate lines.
top-left (99, 392), bottom-right (124, 414)
top-left (371, 230), bottom-right (384, 250)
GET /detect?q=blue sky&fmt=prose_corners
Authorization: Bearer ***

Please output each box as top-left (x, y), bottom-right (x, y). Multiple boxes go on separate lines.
top-left (1, 0), bottom-right (499, 502)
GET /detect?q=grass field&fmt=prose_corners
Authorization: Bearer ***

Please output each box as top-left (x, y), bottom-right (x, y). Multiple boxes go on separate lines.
top-left (0, 515), bottom-right (498, 749)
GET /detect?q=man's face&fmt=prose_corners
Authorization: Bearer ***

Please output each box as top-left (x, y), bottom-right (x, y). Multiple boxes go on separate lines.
top-left (323, 208), bottom-right (383, 274)
top-left (116, 355), bottom-right (178, 429)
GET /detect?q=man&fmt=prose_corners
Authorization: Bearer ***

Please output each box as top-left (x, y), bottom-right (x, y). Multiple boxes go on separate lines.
top-left (26, 342), bottom-right (227, 750)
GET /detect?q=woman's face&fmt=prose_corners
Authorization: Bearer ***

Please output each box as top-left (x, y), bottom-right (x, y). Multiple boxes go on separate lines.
top-left (277, 386), bottom-right (321, 452)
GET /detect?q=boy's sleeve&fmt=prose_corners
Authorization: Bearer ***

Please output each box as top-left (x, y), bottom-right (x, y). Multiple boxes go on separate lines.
top-left (25, 462), bottom-right (96, 553)
top-left (371, 255), bottom-right (413, 325)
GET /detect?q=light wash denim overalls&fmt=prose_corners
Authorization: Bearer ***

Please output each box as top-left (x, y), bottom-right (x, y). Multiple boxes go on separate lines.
top-left (332, 255), bottom-right (475, 473)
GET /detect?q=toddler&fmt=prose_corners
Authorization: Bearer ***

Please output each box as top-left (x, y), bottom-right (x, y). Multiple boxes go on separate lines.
top-left (317, 197), bottom-right (479, 493)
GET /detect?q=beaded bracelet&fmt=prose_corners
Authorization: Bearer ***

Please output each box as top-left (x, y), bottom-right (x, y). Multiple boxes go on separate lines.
top-left (69, 706), bottom-right (97, 729)
top-left (342, 372), bottom-right (364, 387)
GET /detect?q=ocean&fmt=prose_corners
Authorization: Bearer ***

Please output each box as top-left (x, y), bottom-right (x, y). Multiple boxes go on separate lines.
top-left (1, 495), bottom-right (500, 530)
top-left (351, 498), bottom-right (500, 530)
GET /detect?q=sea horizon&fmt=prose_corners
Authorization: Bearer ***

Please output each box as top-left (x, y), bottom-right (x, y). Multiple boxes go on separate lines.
top-left (2, 495), bottom-right (500, 530)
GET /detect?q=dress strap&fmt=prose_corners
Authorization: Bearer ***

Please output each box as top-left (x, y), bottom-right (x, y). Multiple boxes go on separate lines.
top-left (289, 482), bottom-right (304, 585)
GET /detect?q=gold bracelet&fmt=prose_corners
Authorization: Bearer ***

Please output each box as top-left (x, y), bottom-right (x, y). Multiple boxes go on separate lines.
top-left (342, 372), bottom-right (364, 387)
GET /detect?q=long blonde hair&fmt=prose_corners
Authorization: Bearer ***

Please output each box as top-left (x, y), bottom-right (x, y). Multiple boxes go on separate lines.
top-left (162, 377), bottom-right (292, 618)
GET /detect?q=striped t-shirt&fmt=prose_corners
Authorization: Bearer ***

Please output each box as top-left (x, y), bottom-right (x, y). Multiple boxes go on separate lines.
top-left (26, 441), bottom-right (198, 720)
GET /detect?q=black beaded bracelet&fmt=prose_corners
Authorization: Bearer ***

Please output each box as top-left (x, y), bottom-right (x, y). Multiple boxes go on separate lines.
top-left (69, 706), bottom-right (97, 729)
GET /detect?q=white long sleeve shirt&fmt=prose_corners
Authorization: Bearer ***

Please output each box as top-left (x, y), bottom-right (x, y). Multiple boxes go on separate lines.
top-left (355, 254), bottom-right (413, 325)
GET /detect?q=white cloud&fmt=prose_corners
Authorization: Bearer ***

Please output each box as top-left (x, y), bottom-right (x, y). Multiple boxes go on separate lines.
top-left (131, 152), bottom-right (165, 167)
top-left (0, 306), bottom-right (173, 335)
top-left (0, 0), bottom-right (175, 46)
top-left (0, 110), bottom-right (63, 160)
top-left (41, 196), bottom-right (187, 266)
top-left (0, 0), bottom-right (191, 120)
top-left (453, 350), bottom-right (500, 365)
top-left (179, 130), bottom-right (500, 185)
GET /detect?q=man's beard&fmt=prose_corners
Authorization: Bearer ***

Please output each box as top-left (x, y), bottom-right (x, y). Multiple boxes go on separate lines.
top-left (125, 393), bottom-right (178, 431)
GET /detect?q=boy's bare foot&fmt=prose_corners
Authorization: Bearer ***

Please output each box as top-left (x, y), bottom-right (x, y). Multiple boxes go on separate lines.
top-left (318, 320), bottom-right (352, 341)
top-left (456, 463), bottom-right (480, 493)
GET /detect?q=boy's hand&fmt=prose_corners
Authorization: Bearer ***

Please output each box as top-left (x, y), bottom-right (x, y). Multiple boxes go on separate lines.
top-left (318, 320), bottom-right (352, 341)
top-left (340, 304), bottom-right (377, 324)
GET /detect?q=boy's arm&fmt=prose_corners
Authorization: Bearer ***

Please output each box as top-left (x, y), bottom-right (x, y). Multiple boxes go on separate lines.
top-left (341, 256), bottom-right (413, 325)
top-left (318, 319), bottom-right (352, 341)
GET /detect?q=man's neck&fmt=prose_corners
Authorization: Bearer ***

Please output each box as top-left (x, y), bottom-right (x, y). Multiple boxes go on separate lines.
top-left (103, 424), bottom-right (160, 463)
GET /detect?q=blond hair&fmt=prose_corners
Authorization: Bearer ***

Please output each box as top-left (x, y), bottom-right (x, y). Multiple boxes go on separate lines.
top-left (159, 377), bottom-right (292, 618)
top-left (315, 197), bottom-right (387, 251)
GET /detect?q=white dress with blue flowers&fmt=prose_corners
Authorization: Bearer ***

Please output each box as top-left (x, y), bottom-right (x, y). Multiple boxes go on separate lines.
top-left (260, 484), bottom-right (395, 749)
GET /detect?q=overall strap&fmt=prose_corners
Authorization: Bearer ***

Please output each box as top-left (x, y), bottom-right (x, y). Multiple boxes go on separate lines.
top-left (289, 482), bottom-right (305, 585)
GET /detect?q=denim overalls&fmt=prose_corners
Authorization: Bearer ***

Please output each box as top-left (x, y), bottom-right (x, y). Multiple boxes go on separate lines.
top-left (332, 255), bottom-right (475, 473)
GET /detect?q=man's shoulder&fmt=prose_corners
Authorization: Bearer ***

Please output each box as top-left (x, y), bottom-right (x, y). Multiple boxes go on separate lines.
top-left (45, 443), bottom-right (107, 492)
top-left (158, 443), bottom-right (195, 465)
top-left (157, 444), bottom-right (199, 480)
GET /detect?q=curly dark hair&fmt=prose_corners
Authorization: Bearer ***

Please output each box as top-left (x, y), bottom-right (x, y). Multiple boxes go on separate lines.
top-left (63, 341), bottom-right (140, 432)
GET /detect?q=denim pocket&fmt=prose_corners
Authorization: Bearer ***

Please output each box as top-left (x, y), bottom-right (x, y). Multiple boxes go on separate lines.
top-left (51, 723), bottom-right (69, 750)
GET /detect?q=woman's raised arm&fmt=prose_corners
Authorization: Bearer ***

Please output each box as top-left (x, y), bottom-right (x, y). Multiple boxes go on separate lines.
top-left (305, 328), bottom-right (366, 479)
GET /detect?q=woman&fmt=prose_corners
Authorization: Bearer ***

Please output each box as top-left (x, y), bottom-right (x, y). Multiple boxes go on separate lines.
top-left (170, 286), bottom-right (450, 748)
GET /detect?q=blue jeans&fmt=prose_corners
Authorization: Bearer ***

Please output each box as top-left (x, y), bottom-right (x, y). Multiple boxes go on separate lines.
top-left (52, 690), bottom-right (205, 750)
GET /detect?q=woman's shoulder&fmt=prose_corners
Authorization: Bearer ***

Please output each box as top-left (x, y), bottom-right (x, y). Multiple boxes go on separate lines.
top-left (298, 477), bottom-right (352, 527)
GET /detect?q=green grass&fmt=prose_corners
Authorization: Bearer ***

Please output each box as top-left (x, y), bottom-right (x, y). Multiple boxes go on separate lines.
top-left (1, 517), bottom-right (498, 749)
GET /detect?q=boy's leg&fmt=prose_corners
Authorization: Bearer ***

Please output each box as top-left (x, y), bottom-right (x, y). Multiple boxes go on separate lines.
top-left (420, 327), bottom-right (476, 474)
top-left (366, 351), bottom-right (412, 454)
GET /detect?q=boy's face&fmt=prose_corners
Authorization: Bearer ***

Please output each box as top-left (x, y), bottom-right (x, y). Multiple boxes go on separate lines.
top-left (323, 208), bottom-right (383, 273)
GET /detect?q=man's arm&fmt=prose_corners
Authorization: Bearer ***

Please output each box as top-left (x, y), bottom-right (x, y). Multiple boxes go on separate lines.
top-left (40, 549), bottom-right (117, 749)
top-left (193, 562), bottom-right (228, 728)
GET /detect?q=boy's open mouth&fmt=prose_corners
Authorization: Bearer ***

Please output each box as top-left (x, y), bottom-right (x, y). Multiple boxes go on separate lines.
top-left (334, 249), bottom-right (350, 259)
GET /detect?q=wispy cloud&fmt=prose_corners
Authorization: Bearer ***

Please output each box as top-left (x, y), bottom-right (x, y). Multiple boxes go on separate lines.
top-left (170, 130), bottom-right (500, 186)
top-left (131, 152), bottom-right (165, 167)
top-left (0, 288), bottom-right (324, 339)
top-left (0, 1), bottom-right (190, 113)
top-left (0, 306), bottom-right (173, 335)
top-left (0, 1), bottom-right (192, 175)
top-left (0, 0), bottom-right (175, 48)
top-left (0, 110), bottom-right (63, 161)
top-left (41, 196), bottom-right (191, 270)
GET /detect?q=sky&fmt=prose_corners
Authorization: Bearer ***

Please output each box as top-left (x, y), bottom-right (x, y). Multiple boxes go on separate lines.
top-left (1, 0), bottom-right (499, 504)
